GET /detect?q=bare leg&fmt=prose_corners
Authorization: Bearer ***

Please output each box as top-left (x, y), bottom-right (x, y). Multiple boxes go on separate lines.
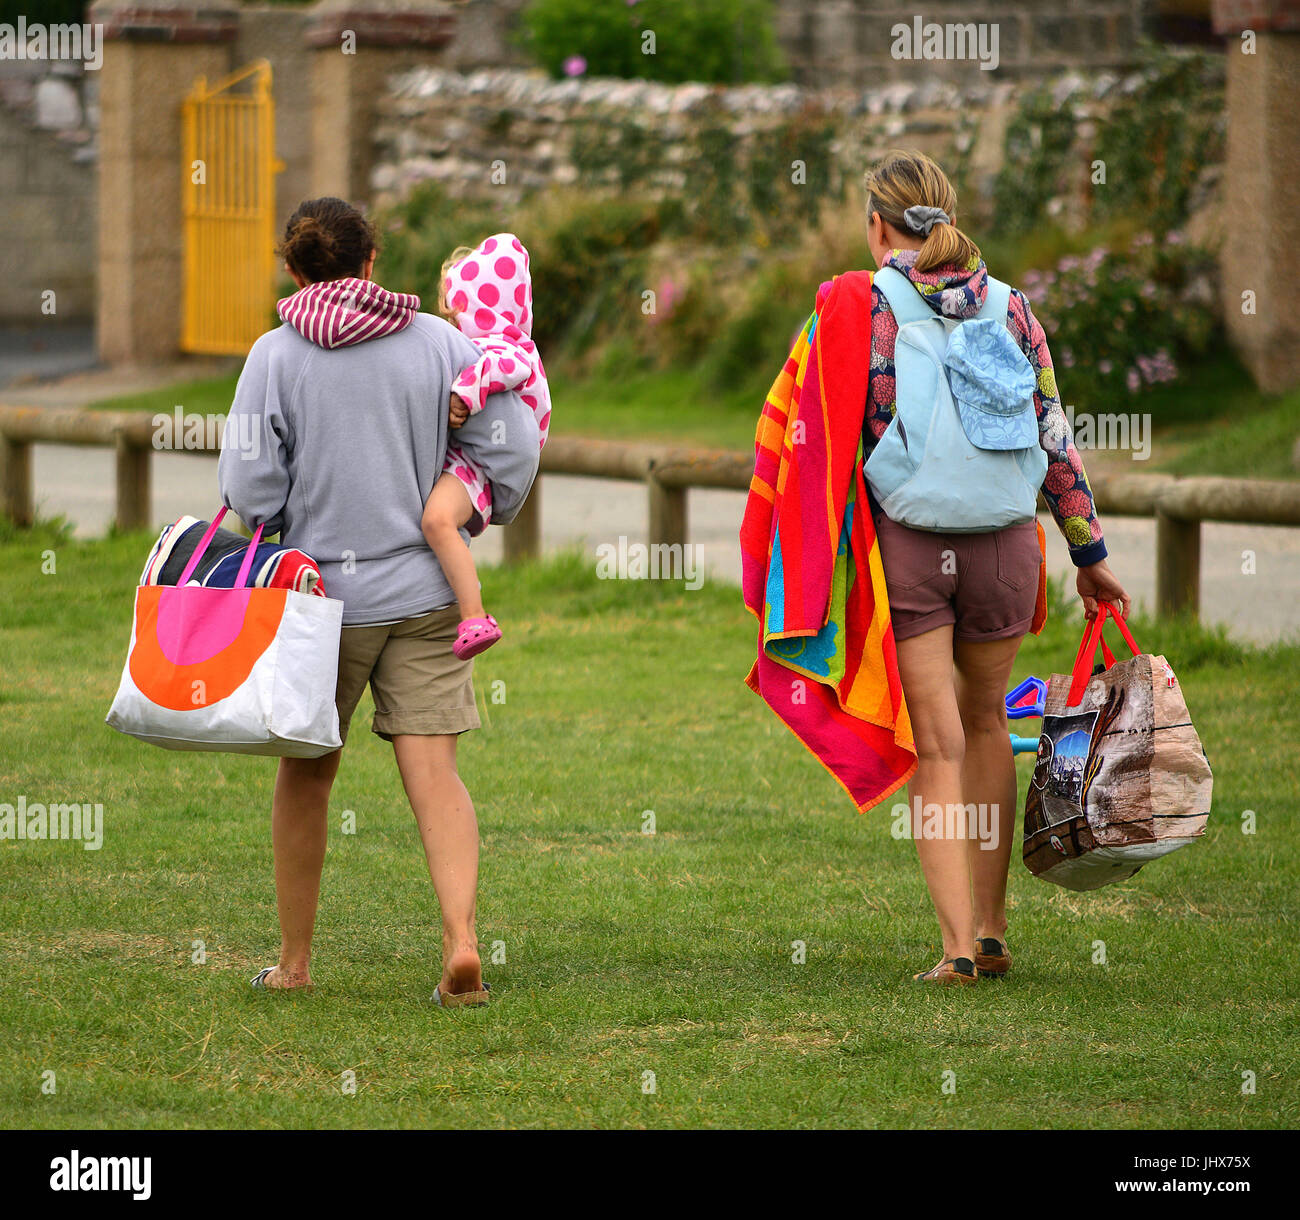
top-left (421, 474), bottom-right (486, 621)
top-left (265, 748), bottom-right (341, 989)
top-left (895, 625), bottom-right (973, 964)
top-left (391, 733), bottom-right (483, 995)
top-left (955, 634), bottom-right (1025, 944)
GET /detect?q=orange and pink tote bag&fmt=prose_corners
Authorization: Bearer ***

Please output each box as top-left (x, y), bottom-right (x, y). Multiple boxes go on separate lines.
top-left (106, 509), bottom-right (343, 757)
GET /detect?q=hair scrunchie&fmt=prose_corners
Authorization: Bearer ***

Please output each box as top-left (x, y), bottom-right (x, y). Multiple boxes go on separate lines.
top-left (903, 205), bottom-right (950, 236)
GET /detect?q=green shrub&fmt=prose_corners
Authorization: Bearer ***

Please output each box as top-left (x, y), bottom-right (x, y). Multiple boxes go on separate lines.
top-left (1023, 231), bottom-right (1218, 413)
top-left (701, 260), bottom-right (813, 394)
top-left (568, 109), bottom-right (842, 247)
top-left (373, 185), bottom-right (503, 308)
top-left (992, 83), bottom-right (1079, 237)
top-left (521, 0), bottom-right (786, 84)
top-left (1091, 45), bottom-right (1225, 235)
top-left (376, 183), bottom-right (687, 358)
top-left (992, 44), bottom-right (1224, 240)
top-left (524, 193), bottom-right (678, 352)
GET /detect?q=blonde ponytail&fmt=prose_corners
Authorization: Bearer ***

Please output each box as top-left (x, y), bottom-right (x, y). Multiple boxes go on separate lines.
top-left (863, 149), bottom-right (981, 273)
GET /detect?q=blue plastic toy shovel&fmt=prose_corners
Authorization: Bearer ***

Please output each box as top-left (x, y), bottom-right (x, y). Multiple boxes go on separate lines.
top-left (1005, 675), bottom-right (1046, 755)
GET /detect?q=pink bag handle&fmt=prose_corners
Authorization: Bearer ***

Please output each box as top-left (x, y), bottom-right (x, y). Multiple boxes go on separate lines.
top-left (1066, 604), bottom-right (1142, 708)
top-left (176, 507), bottom-right (265, 590)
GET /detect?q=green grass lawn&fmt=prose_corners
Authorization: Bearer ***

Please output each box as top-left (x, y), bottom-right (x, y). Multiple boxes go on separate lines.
top-left (89, 374), bottom-right (243, 421)
top-left (1, 525), bottom-right (1296, 1129)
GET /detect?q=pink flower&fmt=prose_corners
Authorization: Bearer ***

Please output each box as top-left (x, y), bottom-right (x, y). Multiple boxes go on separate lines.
top-left (1126, 368), bottom-right (1141, 392)
top-left (563, 55), bottom-right (587, 77)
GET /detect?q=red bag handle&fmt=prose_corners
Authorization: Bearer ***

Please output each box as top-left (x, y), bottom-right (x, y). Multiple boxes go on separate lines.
top-left (1066, 604), bottom-right (1142, 707)
top-left (176, 507), bottom-right (265, 590)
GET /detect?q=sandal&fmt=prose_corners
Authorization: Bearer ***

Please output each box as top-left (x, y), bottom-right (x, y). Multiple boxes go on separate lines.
top-left (432, 981), bottom-right (491, 1008)
top-left (974, 937), bottom-right (1012, 978)
top-left (250, 966), bottom-right (313, 993)
top-left (913, 957), bottom-right (978, 986)
top-left (453, 615), bottom-right (501, 660)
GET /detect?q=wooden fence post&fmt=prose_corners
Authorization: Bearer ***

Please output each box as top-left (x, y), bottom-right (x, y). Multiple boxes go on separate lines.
top-left (1155, 508), bottom-right (1201, 618)
top-left (648, 474), bottom-right (686, 548)
top-left (503, 480), bottom-right (541, 563)
top-left (1, 435), bottom-right (33, 527)
top-left (115, 436), bottom-right (151, 532)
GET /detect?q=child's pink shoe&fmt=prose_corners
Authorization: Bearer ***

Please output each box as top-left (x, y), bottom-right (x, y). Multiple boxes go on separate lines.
top-left (454, 615), bottom-right (501, 660)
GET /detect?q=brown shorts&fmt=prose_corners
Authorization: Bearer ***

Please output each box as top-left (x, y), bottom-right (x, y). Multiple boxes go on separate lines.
top-left (334, 604), bottom-right (480, 745)
top-left (873, 511), bottom-right (1040, 643)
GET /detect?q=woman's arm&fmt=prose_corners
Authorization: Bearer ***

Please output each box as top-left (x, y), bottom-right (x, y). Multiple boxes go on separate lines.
top-left (1009, 289), bottom-right (1130, 617)
top-left (1008, 288), bottom-right (1107, 568)
top-left (217, 337), bottom-right (292, 535)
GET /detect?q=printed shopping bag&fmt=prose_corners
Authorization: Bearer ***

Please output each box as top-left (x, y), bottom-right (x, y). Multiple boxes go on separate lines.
top-left (1023, 605), bottom-right (1212, 890)
top-left (106, 509), bottom-right (343, 757)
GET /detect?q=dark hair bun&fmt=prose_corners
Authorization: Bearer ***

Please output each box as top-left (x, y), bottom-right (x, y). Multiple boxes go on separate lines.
top-left (277, 197), bottom-right (378, 284)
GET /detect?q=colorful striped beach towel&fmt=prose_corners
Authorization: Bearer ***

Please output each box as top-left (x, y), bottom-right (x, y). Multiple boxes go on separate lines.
top-left (740, 271), bottom-right (917, 812)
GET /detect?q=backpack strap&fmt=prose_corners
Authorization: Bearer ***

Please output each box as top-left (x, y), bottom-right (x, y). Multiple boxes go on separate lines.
top-left (876, 266), bottom-right (1016, 330)
top-left (978, 274), bottom-right (1013, 327)
top-left (872, 265), bottom-right (935, 327)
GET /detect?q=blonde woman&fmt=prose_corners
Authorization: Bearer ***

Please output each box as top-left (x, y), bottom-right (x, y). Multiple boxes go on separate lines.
top-left (858, 151), bottom-right (1130, 984)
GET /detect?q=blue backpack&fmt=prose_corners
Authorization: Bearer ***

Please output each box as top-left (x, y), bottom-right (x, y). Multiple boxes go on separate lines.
top-left (864, 265), bottom-right (1047, 532)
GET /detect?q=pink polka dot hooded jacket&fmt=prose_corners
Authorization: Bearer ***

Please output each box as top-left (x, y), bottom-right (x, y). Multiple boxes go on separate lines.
top-left (865, 248), bottom-right (1105, 567)
top-left (444, 233), bottom-right (551, 440)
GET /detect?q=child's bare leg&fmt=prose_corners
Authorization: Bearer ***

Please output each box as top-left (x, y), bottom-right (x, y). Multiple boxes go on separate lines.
top-left (422, 474), bottom-right (486, 620)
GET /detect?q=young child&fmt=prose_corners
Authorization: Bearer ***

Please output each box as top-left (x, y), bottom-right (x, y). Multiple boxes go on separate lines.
top-left (423, 233), bottom-right (551, 659)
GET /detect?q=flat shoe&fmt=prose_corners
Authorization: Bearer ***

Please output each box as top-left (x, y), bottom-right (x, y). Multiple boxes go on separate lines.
top-left (250, 966), bottom-right (313, 993)
top-left (974, 937), bottom-right (1012, 978)
top-left (913, 956), bottom-right (978, 986)
top-left (432, 981), bottom-right (491, 1008)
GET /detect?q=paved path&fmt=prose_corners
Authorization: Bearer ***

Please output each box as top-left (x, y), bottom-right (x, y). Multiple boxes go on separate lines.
top-left (0, 326), bottom-right (98, 389)
top-left (25, 444), bottom-right (1300, 645)
top-left (0, 356), bottom-right (238, 407)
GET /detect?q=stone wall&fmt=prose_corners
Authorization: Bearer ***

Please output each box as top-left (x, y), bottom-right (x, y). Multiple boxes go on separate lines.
top-left (776, 0), bottom-right (1151, 83)
top-left (0, 60), bottom-right (97, 324)
top-left (370, 65), bottom-right (1147, 221)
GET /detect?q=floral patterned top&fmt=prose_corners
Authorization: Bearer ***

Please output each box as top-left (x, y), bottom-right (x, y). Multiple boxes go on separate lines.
top-left (863, 248), bottom-right (1106, 567)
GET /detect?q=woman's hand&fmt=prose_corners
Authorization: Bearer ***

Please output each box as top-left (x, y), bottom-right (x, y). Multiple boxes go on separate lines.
top-left (1077, 559), bottom-right (1131, 621)
top-left (449, 393), bottom-right (470, 429)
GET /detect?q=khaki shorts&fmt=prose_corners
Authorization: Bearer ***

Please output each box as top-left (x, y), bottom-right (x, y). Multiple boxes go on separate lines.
top-left (873, 511), bottom-right (1040, 643)
top-left (335, 604), bottom-right (480, 745)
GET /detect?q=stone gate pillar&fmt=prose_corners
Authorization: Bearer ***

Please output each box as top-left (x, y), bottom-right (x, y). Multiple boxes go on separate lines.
top-left (1212, 0), bottom-right (1300, 392)
top-left (90, 0), bottom-right (237, 364)
top-left (306, 0), bottom-right (456, 205)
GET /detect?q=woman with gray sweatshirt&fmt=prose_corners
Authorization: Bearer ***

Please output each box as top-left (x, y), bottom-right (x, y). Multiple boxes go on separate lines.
top-left (218, 197), bottom-right (540, 1004)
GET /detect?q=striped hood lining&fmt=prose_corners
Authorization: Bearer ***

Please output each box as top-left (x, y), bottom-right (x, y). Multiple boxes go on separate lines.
top-left (276, 277), bottom-right (421, 349)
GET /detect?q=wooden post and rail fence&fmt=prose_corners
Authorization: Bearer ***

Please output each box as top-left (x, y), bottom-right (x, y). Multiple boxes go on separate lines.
top-left (3, 404), bottom-right (1300, 622)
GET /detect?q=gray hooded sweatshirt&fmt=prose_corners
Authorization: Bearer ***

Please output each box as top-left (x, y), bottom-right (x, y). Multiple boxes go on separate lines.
top-left (218, 285), bottom-right (540, 625)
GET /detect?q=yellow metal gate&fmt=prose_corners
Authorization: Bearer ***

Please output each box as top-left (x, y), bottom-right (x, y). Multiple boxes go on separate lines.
top-left (181, 60), bottom-right (282, 355)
